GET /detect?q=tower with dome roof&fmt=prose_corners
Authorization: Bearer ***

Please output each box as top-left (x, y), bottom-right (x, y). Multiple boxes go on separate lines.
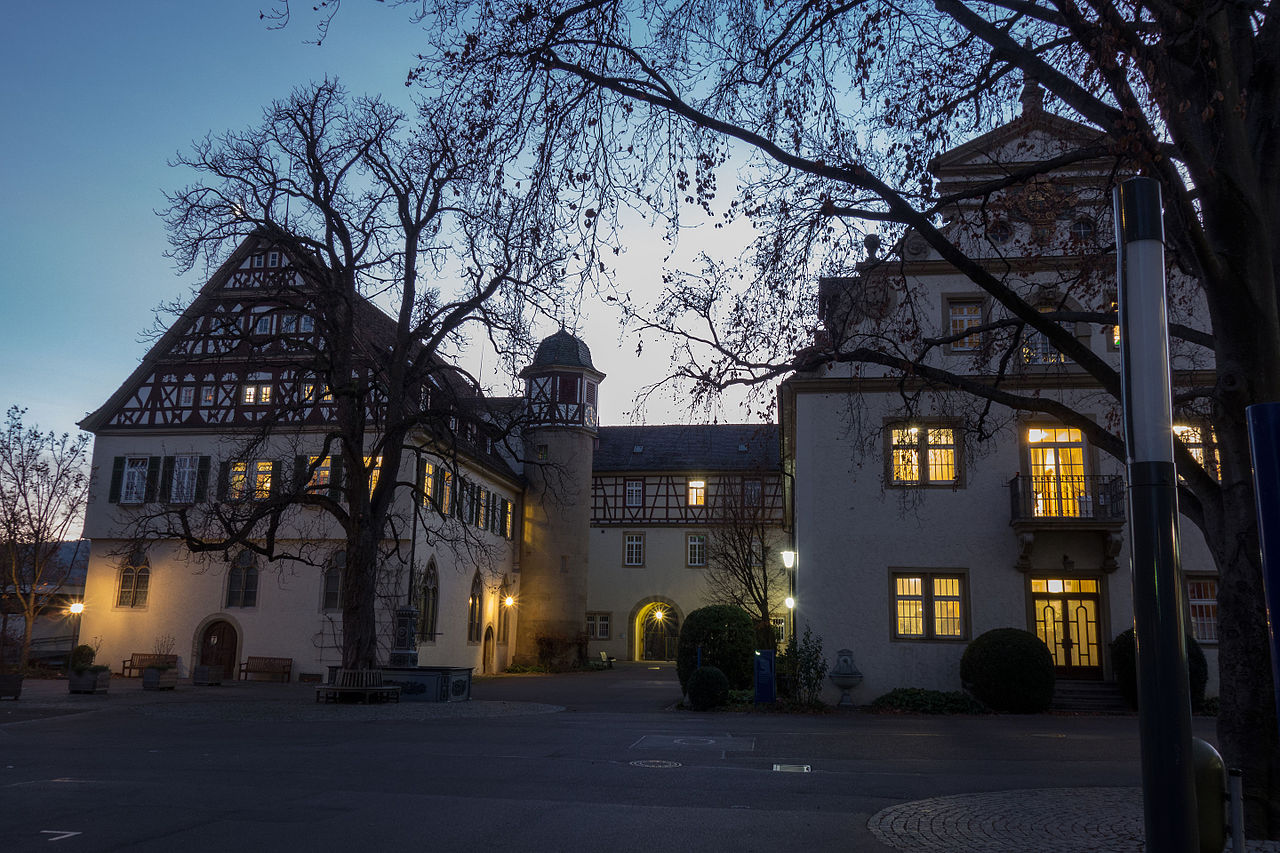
top-left (512, 329), bottom-right (605, 666)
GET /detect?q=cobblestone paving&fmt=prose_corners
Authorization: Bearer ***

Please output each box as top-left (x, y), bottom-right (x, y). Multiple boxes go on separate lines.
top-left (869, 788), bottom-right (1280, 852)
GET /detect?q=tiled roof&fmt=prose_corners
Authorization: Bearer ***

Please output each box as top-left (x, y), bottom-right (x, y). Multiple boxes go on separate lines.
top-left (594, 424), bottom-right (779, 472)
top-left (528, 330), bottom-right (596, 371)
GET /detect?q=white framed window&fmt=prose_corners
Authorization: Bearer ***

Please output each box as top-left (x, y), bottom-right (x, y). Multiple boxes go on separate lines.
top-left (252, 254), bottom-right (265, 268)
top-left (586, 612), bottom-right (611, 640)
top-left (1021, 305), bottom-right (1070, 365)
top-left (948, 299), bottom-right (983, 352)
top-left (889, 425), bottom-right (958, 486)
top-left (1188, 578), bottom-right (1218, 642)
top-left (687, 534), bottom-right (707, 567)
top-left (298, 315), bottom-right (315, 333)
top-left (170, 455), bottom-right (200, 504)
top-left (242, 384), bottom-right (272, 405)
top-left (201, 386), bottom-right (215, 406)
top-left (279, 314), bottom-right (298, 334)
top-left (121, 457), bottom-right (150, 504)
top-left (770, 616), bottom-right (787, 643)
top-left (743, 479), bottom-right (762, 507)
top-left (322, 551), bottom-right (344, 611)
top-left (687, 479), bottom-right (706, 507)
top-left (624, 533), bottom-right (645, 566)
top-left (268, 251), bottom-right (280, 267)
top-left (252, 314), bottom-right (272, 335)
top-left (625, 479), bottom-right (644, 507)
top-left (1174, 424), bottom-right (1219, 480)
top-left (178, 386), bottom-right (195, 407)
top-left (893, 572), bottom-right (966, 639)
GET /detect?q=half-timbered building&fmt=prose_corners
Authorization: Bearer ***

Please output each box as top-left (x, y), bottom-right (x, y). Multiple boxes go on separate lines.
top-left (76, 239), bottom-right (788, 681)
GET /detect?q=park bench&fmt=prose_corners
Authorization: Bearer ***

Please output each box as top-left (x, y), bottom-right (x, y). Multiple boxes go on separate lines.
top-left (238, 656), bottom-right (293, 683)
top-left (598, 651), bottom-right (616, 669)
top-left (121, 653), bottom-right (178, 677)
top-left (315, 669), bottom-right (401, 704)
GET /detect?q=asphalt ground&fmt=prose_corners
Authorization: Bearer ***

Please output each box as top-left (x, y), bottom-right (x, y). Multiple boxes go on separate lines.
top-left (0, 664), bottom-right (1244, 852)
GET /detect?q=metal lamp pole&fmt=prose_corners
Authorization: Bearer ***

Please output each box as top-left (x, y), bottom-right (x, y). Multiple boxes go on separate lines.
top-left (1115, 176), bottom-right (1198, 852)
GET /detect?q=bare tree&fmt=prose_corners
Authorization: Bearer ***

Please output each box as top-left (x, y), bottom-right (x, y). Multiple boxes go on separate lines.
top-left (0, 407), bottom-right (91, 669)
top-left (135, 79), bottom-right (564, 669)
top-left (282, 0), bottom-right (1277, 829)
top-left (702, 487), bottom-right (787, 633)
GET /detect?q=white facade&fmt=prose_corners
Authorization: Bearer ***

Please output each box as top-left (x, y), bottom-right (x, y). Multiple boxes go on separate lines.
top-left (783, 97), bottom-right (1220, 702)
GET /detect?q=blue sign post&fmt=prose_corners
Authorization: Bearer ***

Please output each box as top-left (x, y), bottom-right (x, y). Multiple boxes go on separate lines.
top-left (1246, 403), bottom-right (1280, 732)
top-left (753, 650), bottom-right (776, 704)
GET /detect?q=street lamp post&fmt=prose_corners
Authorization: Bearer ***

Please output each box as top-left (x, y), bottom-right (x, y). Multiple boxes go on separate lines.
top-left (1115, 176), bottom-right (1197, 852)
top-left (781, 550), bottom-right (796, 642)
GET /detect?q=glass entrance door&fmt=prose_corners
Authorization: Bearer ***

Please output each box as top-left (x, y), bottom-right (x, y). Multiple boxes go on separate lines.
top-left (1031, 578), bottom-right (1102, 678)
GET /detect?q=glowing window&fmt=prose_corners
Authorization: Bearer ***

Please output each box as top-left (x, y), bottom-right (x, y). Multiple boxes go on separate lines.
top-left (893, 573), bottom-right (965, 639)
top-left (687, 480), bottom-right (706, 507)
top-left (890, 426), bottom-right (957, 485)
top-left (948, 300), bottom-right (983, 352)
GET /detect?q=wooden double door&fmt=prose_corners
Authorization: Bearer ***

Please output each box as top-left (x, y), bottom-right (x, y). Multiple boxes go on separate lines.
top-left (1031, 578), bottom-right (1102, 678)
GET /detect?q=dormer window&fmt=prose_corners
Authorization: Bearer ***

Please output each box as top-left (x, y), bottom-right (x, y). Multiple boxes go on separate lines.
top-left (268, 251), bottom-right (280, 267)
top-left (632, 445), bottom-right (643, 454)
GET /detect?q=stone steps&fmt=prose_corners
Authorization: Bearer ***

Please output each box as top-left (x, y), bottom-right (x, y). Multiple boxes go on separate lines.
top-left (1052, 679), bottom-right (1131, 713)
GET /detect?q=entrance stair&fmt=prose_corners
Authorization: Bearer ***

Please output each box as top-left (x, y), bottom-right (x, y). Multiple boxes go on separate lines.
top-left (1051, 680), bottom-right (1130, 713)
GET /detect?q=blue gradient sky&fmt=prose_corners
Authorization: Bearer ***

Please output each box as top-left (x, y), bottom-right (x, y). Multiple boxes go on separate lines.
top-left (1, 2), bottom-right (730, 443)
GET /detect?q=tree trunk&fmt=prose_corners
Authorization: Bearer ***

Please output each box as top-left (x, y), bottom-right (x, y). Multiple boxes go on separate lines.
top-left (19, 610), bottom-right (33, 671)
top-left (340, 530), bottom-right (381, 670)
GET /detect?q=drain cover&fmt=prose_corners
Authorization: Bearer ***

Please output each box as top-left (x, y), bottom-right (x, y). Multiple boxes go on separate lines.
top-left (773, 764), bottom-right (811, 773)
top-left (630, 760), bottom-right (682, 769)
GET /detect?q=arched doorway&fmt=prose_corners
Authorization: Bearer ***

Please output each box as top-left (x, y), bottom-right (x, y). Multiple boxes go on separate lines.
top-left (635, 601), bottom-right (680, 661)
top-left (198, 620), bottom-right (238, 680)
top-left (482, 626), bottom-right (495, 674)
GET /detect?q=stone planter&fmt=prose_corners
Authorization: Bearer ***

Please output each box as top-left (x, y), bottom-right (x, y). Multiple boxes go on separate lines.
top-left (68, 669), bottom-right (111, 694)
top-left (142, 666), bottom-right (179, 691)
top-left (0, 672), bottom-right (23, 700)
top-left (192, 665), bottom-right (222, 686)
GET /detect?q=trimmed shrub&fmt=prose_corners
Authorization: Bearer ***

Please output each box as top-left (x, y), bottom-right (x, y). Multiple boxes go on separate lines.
top-left (960, 628), bottom-right (1056, 713)
top-left (1110, 628), bottom-right (1208, 711)
top-left (870, 687), bottom-right (990, 715)
top-left (69, 644), bottom-right (96, 673)
top-left (686, 666), bottom-right (731, 711)
top-left (677, 605), bottom-right (756, 691)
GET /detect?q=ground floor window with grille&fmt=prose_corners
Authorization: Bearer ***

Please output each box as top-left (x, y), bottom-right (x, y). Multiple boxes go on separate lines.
top-left (1187, 577), bottom-right (1218, 642)
top-left (770, 616), bottom-right (787, 644)
top-left (586, 612), bottom-right (611, 640)
top-left (892, 572), bottom-right (965, 639)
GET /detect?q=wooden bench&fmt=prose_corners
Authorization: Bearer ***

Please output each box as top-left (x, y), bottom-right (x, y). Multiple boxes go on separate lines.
top-left (121, 653), bottom-right (178, 677)
top-left (239, 656), bottom-right (293, 683)
top-left (598, 651), bottom-right (616, 669)
top-left (315, 669), bottom-right (401, 704)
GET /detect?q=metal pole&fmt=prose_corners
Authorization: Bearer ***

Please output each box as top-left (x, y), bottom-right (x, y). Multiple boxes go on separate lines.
top-left (1229, 769), bottom-right (1246, 852)
top-left (1115, 176), bottom-right (1198, 852)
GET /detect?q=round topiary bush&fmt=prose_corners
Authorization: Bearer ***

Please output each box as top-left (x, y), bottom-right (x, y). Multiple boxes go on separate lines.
top-left (676, 605), bottom-right (756, 692)
top-left (686, 666), bottom-right (730, 711)
top-left (960, 628), bottom-right (1056, 713)
top-left (1110, 628), bottom-right (1208, 711)
top-left (69, 644), bottom-right (96, 673)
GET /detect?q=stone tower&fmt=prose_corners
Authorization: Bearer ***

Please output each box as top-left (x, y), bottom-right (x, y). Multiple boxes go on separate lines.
top-left (513, 330), bottom-right (604, 667)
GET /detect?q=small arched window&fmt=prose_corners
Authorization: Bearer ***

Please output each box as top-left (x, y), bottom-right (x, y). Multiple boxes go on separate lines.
top-left (468, 572), bottom-right (483, 643)
top-left (116, 549), bottom-right (150, 608)
top-left (226, 551), bottom-right (259, 608)
top-left (1069, 217), bottom-right (1096, 240)
top-left (418, 560), bottom-right (439, 641)
top-left (322, 551), bottom-right (344, 611)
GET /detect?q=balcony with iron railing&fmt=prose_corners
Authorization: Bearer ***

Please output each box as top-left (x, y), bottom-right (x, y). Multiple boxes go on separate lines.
top-left (1009, 474), bottom-right (1126, 526)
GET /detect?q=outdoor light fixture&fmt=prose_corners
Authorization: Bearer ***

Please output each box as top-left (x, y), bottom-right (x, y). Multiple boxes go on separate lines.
top-left (785, 597), bottom-right (795, 610)
top-left (68, 602), bottom-right (84, 615)
top-left (781, 550), bottom-right (796, 570)
top-left (503, 596), bottom-right (514, 607)
top-left (653, 609), bottom-right (665, 622)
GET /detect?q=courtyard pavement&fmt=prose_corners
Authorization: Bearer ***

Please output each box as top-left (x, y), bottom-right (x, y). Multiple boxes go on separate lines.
top-left (0, 665), bottom-right (1273, 851)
